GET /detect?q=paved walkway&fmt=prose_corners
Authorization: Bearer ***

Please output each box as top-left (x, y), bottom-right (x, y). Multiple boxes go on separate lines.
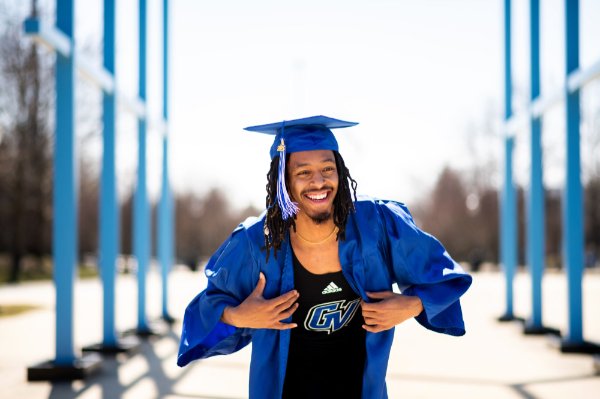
top-left (0, 268), bottom-right (599, 399)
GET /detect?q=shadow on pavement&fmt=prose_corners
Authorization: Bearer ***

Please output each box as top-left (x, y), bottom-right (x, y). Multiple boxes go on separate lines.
top-left (387, 370), bottom-right (599, 399)
top-left (47, 330), bottom-right (199, 399)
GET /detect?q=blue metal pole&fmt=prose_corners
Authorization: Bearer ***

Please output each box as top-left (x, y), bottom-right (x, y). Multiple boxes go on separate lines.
top-left (503, 0), bottom-right (512, 124)
top-left (163, 0), bottom-right (169, 123)
top-left (499, 0), bottom-right (516, 321)
top-left (526, 0), bottom-right (545, 331)
top-left (135, 0), bottom-right (150, 332)
top-left (159, 137), bottom-right (170, 319)
top-left (563, 0), bottom-right (583, 344)
top-left (505, 137), bottom-right (517, 318)
top-left (159, 0), bottom-right (173, 321)
top-left (100, 0), bottom-right (118, 347)
top-left (54, 0), bottom-right (76, 365)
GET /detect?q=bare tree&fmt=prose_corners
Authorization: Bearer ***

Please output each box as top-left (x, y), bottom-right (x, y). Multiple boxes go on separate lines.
top-left (0, 4), bottom-right (54, 282)
top-left (174, 188), bottom-right (260, 269)
top-left (583, 83), bottom-right (600, 266)
top-left (78, 157), bottom-right (99, 259)
top-left (417, 167), bottom-right (472, 261)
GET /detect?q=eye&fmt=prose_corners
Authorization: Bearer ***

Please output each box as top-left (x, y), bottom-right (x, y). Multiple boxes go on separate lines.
top-left (323, 166), bottom-right (336, 173)
top-left (297, 170), bottom-right (310, 176)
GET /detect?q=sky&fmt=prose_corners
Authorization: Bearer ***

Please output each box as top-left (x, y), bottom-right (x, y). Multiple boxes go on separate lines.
top-left (166, 0), bottom-right (504, 210)
top-left (11, 0), bottom-right (600, 211)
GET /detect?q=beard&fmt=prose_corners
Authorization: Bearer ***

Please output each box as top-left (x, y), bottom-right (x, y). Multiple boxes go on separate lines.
top-left (309, 210), bottom-right (332, 225)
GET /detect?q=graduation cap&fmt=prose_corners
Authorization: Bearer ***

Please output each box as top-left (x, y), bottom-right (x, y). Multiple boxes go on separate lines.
top-left (244, 115), bottom-right (358, 220)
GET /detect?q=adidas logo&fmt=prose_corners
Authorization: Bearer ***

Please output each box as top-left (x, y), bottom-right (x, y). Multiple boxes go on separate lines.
top-left (322, 282), bottom-right (342, 295)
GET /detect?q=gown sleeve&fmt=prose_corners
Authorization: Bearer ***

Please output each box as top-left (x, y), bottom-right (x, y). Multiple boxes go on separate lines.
top-left (177, 225), bottom-right (259, 367)
top-left (379, 200), bottom-right (472, 336)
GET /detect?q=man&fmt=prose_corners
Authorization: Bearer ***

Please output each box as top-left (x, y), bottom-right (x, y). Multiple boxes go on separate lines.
top-left (177, 116), bottom-right (472, 398)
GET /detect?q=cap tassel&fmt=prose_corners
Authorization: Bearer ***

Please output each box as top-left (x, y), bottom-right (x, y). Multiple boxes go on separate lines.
top-left (276, 137), bottom-right (298, 220)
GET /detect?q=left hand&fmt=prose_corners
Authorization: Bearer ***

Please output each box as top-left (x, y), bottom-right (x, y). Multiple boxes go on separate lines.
top-left (360, 291), bottom-right (423, 333)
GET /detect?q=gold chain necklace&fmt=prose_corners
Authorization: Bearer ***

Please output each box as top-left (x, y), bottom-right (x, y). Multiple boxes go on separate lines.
top-left (294, 226), bottom-right (338, 245)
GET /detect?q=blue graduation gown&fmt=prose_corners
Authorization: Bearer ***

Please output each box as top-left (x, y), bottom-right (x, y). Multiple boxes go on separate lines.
top-left (177, 197), bottom-right (472, 398)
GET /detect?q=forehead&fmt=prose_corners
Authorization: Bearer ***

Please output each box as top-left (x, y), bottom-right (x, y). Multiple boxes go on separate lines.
top-left (289, 150), bottom-right (335, 166)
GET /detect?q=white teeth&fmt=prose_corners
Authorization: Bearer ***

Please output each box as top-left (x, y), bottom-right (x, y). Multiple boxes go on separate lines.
top-left (307, 192), bottom-right (327, 200)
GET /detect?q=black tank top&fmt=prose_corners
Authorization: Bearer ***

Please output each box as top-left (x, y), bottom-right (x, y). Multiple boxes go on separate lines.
top-left (282, 250), bottom-right (366, 399)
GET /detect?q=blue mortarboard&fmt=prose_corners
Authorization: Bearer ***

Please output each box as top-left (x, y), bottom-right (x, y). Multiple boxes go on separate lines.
top-left (245, 115), bottom-right (358, 159)
top-left (244, 115), bottom-right (358, 220)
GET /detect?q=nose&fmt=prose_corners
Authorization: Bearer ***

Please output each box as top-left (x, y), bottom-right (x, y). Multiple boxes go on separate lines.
top-left (311, 172), bottom-right (325, 186)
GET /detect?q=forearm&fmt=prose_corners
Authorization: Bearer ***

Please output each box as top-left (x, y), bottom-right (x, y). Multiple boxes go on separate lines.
top-left (221, 305), bottom-right (239, 326)
top-left (361, 291), bottom-right (424, 332)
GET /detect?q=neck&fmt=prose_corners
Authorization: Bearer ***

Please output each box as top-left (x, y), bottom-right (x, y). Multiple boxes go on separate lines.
top-left (292, 212), bottom-right (337, 244)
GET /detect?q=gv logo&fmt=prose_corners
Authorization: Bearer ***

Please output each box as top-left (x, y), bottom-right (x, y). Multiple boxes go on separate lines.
top-left (304, 298), bottom-right (361, 334)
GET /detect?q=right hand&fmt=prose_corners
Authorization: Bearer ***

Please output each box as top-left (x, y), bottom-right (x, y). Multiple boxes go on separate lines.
top-left (221, 272), bottom-right (299, 330)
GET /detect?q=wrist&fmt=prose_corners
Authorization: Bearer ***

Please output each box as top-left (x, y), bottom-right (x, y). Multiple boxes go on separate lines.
top-left (221, 305), bottom-right (238, 326)
top-left (411, 296), bottom-right (424, 317)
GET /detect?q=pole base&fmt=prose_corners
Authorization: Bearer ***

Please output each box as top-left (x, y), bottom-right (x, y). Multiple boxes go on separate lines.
top-left (497, 313), bottom-right (524, 323)
top-left (125, 319), bottom-right (170, 339)
top-left (82, 335), bottom-right (141, 355)
top-left (523, 322), bottom-right (561, 337)
top-left (548, 335), bottom-right (600, 354)
top-left (161, 313), bottom-right (176, 325)
top-left (27, 353), bottom-right (102, 381)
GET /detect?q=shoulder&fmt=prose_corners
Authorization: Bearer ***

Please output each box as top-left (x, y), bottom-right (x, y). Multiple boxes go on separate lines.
top-left (239, 210), bottom-right (265, 234)
top-left (351, 196), bottom-right (420, 239)
top-left (228, 211), bottom-right (266, 247)
top-left (205, 212), bottom-right (266, 274)
top-left (353, 195), bottom-right (413, 221)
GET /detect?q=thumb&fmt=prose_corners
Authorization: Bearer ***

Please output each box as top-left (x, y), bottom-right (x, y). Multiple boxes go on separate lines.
top-left (366, 290), bottom-right (394, 300)
top-left (251, 272), bottom-right (266, 297)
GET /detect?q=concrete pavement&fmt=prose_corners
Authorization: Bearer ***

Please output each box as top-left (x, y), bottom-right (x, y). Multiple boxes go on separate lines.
top-left (0, 267), bottom-right (599, 399)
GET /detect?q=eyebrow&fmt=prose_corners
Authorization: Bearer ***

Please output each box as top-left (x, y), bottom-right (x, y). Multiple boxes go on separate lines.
top-left (291, 157), bottom-right (336, 169)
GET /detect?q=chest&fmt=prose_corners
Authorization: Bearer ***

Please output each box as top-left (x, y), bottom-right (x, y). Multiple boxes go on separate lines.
top-left (290, 251), bottom-right (363, 336)
top-left (290, 240), bottom-right (341, 274)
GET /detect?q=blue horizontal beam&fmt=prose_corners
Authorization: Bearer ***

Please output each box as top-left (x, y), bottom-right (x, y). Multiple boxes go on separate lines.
top-left (24, 18), bottom-right (71, 57)
top-left (503, 55), bottom-right (600, 132)
top-left (23, 17), bottom-right (155, 121)
top-left (567, 57), bottom-right (600, 92)
top-left (77, 57), bottom-right (115, 93)
top-left (119, 96), bottom-right (147, 119)
top-left (24, 18), bottom-right (113, 93)
top-left (531, 90), bottom-right (564, 118)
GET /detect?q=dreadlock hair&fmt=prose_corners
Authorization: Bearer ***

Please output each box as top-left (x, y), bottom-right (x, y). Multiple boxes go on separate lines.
top-left (263, 151), bottom-right (358, 261)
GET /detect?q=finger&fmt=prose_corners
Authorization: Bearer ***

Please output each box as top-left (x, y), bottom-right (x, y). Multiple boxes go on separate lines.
top-left (274, 295), bottom-right (299, 313)
top-left (362, 311), bottom-right (377, 319)
top-left (278, 303), bottom-right (299, 319)
top-left (363, 315), bottom-right (381, 325)
top-left (362, 324), bottom-right (381, 333)
top-left (361, 306), bottom-right (379, 315)
top-left (268, 289), bottom-right (299, 308)
top-left (272, 322), bottom-right (298, 330)
top-left (366, 291), bottom-right (394, 299)
top-left (250, 272), bottom-right (266, 297)
top-left (363, 323), bottom-right (388, 333)
top-left (360, 301), bottom-right (380, 312)
top-left (360, 301), bottom-right (375, 312)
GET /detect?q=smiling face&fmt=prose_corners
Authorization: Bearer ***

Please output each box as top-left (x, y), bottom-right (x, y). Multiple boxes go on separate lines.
top-left (287, 149), bottom-right (339, 224)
